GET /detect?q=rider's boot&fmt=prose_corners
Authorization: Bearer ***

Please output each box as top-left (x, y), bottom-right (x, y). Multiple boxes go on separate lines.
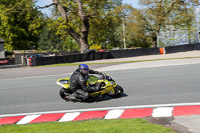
top-left (65, 93), bottom-right (79, 101)
top-left (76, 89), bottom-right (89, 101)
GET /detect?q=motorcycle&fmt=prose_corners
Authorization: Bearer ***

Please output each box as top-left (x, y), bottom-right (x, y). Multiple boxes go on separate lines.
top-left (56, 73), bottom-right (124, 101)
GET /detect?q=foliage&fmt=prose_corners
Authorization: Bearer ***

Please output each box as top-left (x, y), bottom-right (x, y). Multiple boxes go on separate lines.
top-left (63, 36), bottom-right (79, 51)
top-left (0, 0), bottom-right (198, 51)
top-left (38, 25), bottom-right (64, 52)
top-left (89, 44), bottom-right (102, 50)
top-left (88, 0), bottom-right (122, 49)
top-left (113, 4), bottom-right (152, 48)
top-left (0, 0), bottom-right (45, 51)
top-left (136, 0), bottom-right (196, 47)
top-left (45, 17), bottom-right (80, 52)
top-left (50, 0), bottom-right (122, 52)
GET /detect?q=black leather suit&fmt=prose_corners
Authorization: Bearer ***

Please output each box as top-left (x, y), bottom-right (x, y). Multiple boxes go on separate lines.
top-left (69, 68), bottom-right (101, 100)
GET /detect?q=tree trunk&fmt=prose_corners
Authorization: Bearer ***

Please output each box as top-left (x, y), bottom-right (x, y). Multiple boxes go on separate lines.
top-left (79, 16), bottom-right (89, 52)
top-left (152, 35), bottom-right (157, 47)
top-left (76, 0), bottom-right (89, 53)
top-left (80, 32), bottom-right (89, 53)
top-left (53, 0), bottom-right (89, 53)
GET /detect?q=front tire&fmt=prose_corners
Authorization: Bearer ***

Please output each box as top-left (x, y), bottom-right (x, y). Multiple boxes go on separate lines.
top-left (59, 88), bottom-right (71, 100)
top-left (110, 85), bottom-right (124, 98)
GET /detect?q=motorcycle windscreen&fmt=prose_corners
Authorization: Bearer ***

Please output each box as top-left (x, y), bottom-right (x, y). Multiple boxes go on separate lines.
top-left (86, 75), bottom-right (98, 86)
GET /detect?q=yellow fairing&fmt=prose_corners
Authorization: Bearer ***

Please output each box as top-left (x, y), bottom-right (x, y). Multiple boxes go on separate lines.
top-left (56, 78), bottom-right (70, 89)
top-left (89, 80), bottom-right (117, 96)
top-left (62, 84), bottom-right (70, 89)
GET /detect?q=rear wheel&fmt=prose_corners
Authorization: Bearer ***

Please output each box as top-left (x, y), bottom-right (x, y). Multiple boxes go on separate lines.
top-left (110, 85), bottom-right (124, 98)
top-left (59, 88), bottom-right (72, 100)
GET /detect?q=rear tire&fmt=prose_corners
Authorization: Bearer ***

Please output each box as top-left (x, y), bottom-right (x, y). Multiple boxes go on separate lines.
top-left (110, 85), bottom-right (124, 98)
top-left (59, 88), bottom-right (71, 100)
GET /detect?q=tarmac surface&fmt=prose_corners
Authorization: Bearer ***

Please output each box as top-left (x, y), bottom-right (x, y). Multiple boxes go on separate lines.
top-left (79, 50), bottom-right (200, 133)
top-left (1, 50), bottom-right (200, 133)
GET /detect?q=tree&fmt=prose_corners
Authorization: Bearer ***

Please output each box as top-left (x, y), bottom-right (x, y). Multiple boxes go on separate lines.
top-left (137, 0), bottom-right (196, 47)
top-left (88, 1), bottom-right (122, 49)
top-left (113, 4), bottom-right (140, 48)
top-left (38, 0), bottom-right (122, 53)
top-left (38, 25), bottom-right (64, 52)
top-left (0, 0), bottom-right (45, 51)
top-left (126, 9), bottom-right (152, 48)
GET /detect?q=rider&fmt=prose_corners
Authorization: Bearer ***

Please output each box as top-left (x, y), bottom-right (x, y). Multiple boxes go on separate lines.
top-left (67, 64), bottom-right (102, 101)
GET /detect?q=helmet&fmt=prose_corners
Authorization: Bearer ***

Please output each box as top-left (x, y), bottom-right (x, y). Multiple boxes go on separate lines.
top-left (79, 64), bottom-right (89, 75)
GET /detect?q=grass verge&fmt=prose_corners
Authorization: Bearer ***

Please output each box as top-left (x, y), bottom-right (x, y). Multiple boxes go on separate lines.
top-left (0, 118), bottom-right (175, 133)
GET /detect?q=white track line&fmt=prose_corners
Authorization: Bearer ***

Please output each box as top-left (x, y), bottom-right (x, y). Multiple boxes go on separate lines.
top-left (0, 73), bottom-right (72, 81)
top-left (95, 58), bottom-right (200, 72)
top-left (1, 102), bottom-right (200, 118)
top-left (3, 58), bottom-right (200, 81)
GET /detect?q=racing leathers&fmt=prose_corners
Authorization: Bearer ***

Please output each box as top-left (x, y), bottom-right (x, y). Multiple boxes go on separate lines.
top-left (68, 68), bottom-right (102, 100)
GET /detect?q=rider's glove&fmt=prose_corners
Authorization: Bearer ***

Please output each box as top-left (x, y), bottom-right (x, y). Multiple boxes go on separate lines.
top-left (99, 72), bottom-right (105, 76)
top-left (91, 83), bottom-right (101, 91)
top-left (87, 83), bottom-right (100, 92)
top-left (103, 73), bottom-right (107, 76)
top-left (95, 83), bottom-right (101, 91)
top-left (102, 73), bottom-right (107, 79)
top-left (98, 72), bottom-right (103, 75)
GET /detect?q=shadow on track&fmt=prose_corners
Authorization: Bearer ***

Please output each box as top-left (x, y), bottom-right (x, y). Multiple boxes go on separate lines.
top-left (63, 93), bottom-right (128, 103)
top-left (81, 93), bottom-right (128, 103)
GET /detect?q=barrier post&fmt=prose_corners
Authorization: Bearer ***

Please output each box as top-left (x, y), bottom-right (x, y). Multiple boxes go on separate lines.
top-left (27, 57), bottom-right (32, 66)
top-left (159, 48), bottom-right (166, 55)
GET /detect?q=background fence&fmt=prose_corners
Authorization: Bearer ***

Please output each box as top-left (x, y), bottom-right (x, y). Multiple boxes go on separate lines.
top-left (0, 58), bottom-right (15, 66)
top-left (1, 43), bottom-right (199, 67)
top-left (29, 43), bottom-right (200, 66)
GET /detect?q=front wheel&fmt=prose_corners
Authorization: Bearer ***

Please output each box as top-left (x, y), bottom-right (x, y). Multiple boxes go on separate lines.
top-left (59, 88), bottom-right (72, 100)
top-left (109, 85), bottom-right (124, 98)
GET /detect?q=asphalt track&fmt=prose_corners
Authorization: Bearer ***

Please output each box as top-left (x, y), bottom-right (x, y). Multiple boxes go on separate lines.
top-left (0, 59), bottom-right (200, 116)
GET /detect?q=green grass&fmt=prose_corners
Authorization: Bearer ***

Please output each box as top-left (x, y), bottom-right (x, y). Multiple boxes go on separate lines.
top-left (0, 118), bottom-right (175, 133)
top-left (35, 56), bottom-right (200, 67)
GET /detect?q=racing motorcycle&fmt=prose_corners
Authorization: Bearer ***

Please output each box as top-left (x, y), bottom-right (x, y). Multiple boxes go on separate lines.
top-left (56, 73), bottom-right (124, 101)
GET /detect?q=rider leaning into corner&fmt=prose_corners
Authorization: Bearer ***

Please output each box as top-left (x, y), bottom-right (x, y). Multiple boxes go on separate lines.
top-left (66, 64), bottom-right (103, 101)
